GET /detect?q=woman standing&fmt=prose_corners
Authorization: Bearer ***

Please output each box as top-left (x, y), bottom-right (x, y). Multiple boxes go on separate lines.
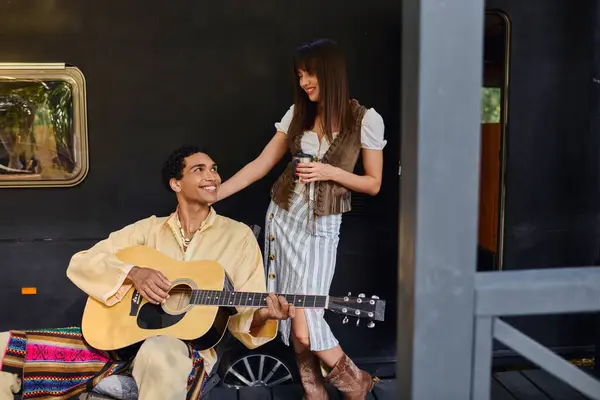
top-left (218, 38), bottom-right (386, 399)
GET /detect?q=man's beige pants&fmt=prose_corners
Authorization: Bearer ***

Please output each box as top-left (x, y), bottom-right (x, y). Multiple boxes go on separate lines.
top-left (0, 332), bottom-right (193, 400)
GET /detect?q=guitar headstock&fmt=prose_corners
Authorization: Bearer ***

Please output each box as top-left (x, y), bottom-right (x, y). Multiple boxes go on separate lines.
top-left (328, 293), bottom-right (386, 328)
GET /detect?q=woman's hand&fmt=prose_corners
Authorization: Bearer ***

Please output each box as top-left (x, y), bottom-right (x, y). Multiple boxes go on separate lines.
top-left (296, 161), bottom-right (340, 183)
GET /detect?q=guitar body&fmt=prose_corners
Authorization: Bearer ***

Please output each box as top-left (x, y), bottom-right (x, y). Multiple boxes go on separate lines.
top-left (81, 246), bottom-right (236, 351)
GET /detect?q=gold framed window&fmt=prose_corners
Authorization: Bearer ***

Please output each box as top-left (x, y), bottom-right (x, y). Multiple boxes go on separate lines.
top-left (0, 63), bottom-right (88, 188)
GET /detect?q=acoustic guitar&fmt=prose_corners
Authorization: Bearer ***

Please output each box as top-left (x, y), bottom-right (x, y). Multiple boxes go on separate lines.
top-left (81, 246), bottom-right (386, 351)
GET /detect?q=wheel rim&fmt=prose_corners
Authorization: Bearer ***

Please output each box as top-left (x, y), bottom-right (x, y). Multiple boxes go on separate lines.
top-left (222, 354), bottom-right (295, 388)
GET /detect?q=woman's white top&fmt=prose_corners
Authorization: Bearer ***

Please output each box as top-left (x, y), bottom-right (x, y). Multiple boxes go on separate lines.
top-left (274, 104), bottom-right (387, 199)
top-left (274, 104), bottom-right (387, 159)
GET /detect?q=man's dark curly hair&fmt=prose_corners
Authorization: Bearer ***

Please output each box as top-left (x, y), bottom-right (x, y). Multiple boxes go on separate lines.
top-left (161, 145), bottom-right (204, 192)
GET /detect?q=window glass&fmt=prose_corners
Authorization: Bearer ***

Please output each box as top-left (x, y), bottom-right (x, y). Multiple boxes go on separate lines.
top-left (481, 87), bottom-right (501, 123)
top-left (0, 64), bottom-right (88, 187)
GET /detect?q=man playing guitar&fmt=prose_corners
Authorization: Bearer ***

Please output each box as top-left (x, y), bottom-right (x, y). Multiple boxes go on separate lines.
top-left (0, 145), bottom-right (295, 400)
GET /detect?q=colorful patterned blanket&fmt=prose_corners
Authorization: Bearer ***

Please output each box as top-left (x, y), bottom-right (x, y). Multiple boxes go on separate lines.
top-left (1, 327), bottom-right (206, 399)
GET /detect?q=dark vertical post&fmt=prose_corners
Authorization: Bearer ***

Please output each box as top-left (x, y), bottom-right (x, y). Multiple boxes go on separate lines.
top-left (397, 0), bottom-right (485, 398)
top-left (590, 0), bottom-right (600, 381)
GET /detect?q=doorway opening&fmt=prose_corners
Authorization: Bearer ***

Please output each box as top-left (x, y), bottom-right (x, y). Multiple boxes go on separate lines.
top-left (477, 11), bottom-right (510, 271)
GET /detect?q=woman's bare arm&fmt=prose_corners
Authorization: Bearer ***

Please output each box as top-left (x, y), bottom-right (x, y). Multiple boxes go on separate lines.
top-left (217, 132), bottom-right (288, 202)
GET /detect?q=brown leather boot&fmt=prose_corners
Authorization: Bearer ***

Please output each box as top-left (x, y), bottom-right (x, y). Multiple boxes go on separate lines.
top-left (295, 349), bottom-right (329, 400)
top-left (324, 354), bottom-right (375, 400)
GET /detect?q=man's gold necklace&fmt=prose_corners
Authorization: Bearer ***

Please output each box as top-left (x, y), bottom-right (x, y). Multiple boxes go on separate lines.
top-left (176, 215), bottom-right (196, 249)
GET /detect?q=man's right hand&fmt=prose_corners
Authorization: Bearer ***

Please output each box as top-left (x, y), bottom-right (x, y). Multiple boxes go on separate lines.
top-left (126, 266), bottom-right (172, 305)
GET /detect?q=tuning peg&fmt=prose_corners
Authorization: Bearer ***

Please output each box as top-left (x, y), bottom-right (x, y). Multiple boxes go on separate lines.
top-left (358, 293), bottom-right (365, 298)
top-left (356, 318), bottom-right (360, 327)
top-left (371, 295), bottom-right (379, 299)
top-left (368, 321), bottom-right (375, 328)
top-left (348, 292), bottom-right (352, 297)
top-left (342, 316), bottom-right (349, 324)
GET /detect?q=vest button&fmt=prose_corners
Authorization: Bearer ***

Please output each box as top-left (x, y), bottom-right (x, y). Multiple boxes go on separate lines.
top-left (269, 235), bottom-right (275, 241)
top-left (269, 273), bottom-right (276, 280)
top-left (269, 254), bottom-right (275, 261)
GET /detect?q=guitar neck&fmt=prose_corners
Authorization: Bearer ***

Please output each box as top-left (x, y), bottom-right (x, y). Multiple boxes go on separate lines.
top-left (188, 290), bottom-right (328, 309)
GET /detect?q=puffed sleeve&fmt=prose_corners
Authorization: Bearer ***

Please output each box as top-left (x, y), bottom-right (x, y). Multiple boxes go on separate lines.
top-left (361, 108), bottom-right (387, 150)
top-left (274, 104), bottom-right (295, 134)
top-left (66, 216), bottom-right (156, 306)
top-left (226, 228), bottom-right (277, 348)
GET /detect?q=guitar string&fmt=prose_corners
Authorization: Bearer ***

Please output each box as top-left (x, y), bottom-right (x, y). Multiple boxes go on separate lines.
top-left (164, 289), bottom-right (325, 297)
top-left (155, 289), bottom-right (328, 306)
top-left (164, 291), bottom-right (325, 300)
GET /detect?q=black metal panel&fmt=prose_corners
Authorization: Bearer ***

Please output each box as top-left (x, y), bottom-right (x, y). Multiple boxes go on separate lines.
top-left (485, 0), bottom-right (599, 357)
top-left (485, 0), bottom-right (598, 269)
top-left (0, 0), bottom-right (401, 363)
top-left (0, 240), bottom-right (92, 330)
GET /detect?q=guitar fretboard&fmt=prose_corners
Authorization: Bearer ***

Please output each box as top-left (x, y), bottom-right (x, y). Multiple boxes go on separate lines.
top-left (189, 290), bottom-right (328, 309)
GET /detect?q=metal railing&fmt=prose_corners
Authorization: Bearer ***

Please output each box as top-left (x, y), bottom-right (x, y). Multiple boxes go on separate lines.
top-left (472, 267), bottom-right (600, 399)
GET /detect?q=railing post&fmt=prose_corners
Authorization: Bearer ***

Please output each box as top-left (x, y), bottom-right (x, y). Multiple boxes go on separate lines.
top-left (472, 317), bottom-right (494, 400)
top-left (397, 0), bottom-right (485, 398)
top-left (494, 318), bottom-right (600, 399)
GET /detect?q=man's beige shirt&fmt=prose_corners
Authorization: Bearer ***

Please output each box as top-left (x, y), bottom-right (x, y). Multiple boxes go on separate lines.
top-left (66, 207), bottom-right (277, 374)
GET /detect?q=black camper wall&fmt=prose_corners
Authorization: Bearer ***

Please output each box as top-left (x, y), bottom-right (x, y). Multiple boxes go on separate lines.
top-left (1, 0), bottom-right (599, 368)
top-left (0, 0), bottom-right (401, 365)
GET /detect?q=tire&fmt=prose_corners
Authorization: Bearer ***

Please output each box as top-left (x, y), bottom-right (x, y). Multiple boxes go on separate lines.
top-left (216, 338), bottom-right (299, 389)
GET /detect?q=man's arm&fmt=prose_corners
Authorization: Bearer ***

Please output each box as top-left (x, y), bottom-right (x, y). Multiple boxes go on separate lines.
top-left (66, 216), bottom-right (157, 306)
top-left (227, 227), bottom-right (291, 349)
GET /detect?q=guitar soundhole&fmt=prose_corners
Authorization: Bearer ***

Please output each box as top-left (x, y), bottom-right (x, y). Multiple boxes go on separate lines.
top-left (165, 284), bottom-right (192, 313)
top-left (137, 303), bottom-right (186, 330)
top-left (136, 283), bottom-right (193, 330)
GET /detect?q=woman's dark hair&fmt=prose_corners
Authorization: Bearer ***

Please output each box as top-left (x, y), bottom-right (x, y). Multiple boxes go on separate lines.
top-left (161, 145), bottom-right (203, 192)
top-left (287, 38), bottom-right (353, 145)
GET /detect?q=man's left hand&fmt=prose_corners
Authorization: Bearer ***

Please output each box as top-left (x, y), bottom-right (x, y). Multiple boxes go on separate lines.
top-left (253, 293), bottom-right (296, 327)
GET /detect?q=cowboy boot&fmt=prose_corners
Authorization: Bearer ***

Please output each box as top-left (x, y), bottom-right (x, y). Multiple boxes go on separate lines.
top-left (324, 354), bottom-right (376, 400)
top-left (295, 348), bottom-right (329, 400)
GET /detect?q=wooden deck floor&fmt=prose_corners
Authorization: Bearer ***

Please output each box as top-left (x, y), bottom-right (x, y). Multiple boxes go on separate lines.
top-left (492, 369), bottom-right (596, 400)
top-left (206, 379), bottom-right (397, 399)
top-left (13, 369), bottom-right (598, 399)
top-left (203, 369), bottom-right (598, 399)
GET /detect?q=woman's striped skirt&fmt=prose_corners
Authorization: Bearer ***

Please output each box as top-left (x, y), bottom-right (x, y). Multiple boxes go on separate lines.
top-left (264, 192), bottom-right (342, 351)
